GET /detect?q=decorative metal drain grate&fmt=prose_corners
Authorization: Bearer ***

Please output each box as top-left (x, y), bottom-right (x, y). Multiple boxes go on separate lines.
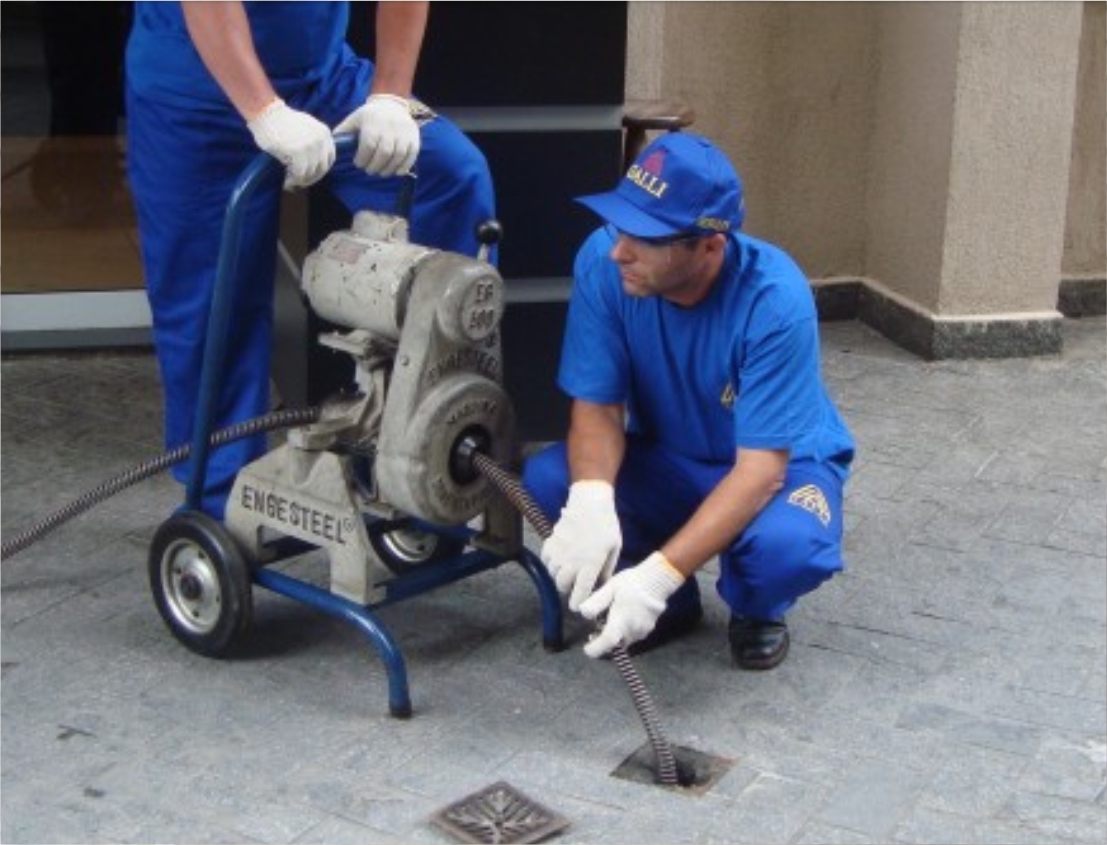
top-left (429, 781), bottom-right (570, 844)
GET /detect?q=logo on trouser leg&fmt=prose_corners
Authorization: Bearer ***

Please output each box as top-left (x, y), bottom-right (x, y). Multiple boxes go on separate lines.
top-left (787, 484), bottom-right (831, 527)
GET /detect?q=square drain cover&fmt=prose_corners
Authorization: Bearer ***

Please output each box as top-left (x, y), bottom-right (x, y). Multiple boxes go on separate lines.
top-left (430, 781), bottom-right (570, 844)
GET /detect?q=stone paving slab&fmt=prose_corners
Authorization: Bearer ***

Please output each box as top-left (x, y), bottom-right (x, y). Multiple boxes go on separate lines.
top-left (2, 319), bottom-right (1105, 844)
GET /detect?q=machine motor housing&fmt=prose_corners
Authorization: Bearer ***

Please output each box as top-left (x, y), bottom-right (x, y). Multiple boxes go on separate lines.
top-left (225, 210), bottom-right (519, 603)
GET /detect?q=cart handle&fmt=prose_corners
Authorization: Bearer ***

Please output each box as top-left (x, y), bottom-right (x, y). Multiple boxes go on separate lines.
top-left (186, 134), bottom-right (372, 510)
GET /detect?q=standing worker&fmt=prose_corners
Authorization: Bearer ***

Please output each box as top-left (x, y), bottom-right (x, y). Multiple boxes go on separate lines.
top-left (125, 2), bottom-right (495, 517)
top-left (524, 133), bottom-right (854, 669)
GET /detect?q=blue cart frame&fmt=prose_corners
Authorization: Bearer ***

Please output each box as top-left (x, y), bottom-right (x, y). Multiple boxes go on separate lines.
top-left (179, 136), bottom-right (563, 717)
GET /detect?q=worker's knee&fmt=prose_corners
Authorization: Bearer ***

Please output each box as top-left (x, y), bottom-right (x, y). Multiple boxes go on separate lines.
top-left (741, 523), bottom-right (843, 586)
top-left (717, 486), bottom-right (845, 618)
top-left (521, 442), bottom-right (569, 521)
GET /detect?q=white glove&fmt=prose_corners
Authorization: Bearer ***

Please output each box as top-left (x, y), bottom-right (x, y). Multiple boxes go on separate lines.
top-left (540, 480), bottom-right (622, 612)
top-left (579, 552), bottom-right (685, 659)
top-left (333, 93), bottom-right (420, 177)
top-left (247, 99), bottom-right (336, 189)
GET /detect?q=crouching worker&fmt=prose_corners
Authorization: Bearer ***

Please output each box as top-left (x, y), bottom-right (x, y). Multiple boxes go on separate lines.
top-left (523, 133), bottom-right (855, 669)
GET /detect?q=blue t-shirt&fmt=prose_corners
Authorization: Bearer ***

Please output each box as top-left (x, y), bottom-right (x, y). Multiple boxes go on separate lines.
top-left (126, 2), bottom-right (351, 108)
top-left (559, 227), bottom-right (855, 478)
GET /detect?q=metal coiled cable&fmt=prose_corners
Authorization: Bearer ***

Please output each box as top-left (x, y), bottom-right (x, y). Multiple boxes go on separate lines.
top-left (3, 409), bottom-right (683, 785)
top-left (0, 407), bottom-right (321, 561)
top-left (470, 451), bottom-right (681, 786)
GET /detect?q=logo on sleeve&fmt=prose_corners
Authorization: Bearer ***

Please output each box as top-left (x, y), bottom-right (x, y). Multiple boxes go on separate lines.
top-left (787, 484), bottom-right (831, 527)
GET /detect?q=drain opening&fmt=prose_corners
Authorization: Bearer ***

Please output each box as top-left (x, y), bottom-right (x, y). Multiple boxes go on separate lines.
top-left (429, 781), bottom-right (570, 844)
top-left (611, 742), bottom-right (735, 795)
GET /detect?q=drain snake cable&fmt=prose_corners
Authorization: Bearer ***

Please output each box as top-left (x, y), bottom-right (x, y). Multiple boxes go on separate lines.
top-left (0, 407), bottom-right (322, 561)
top-left (468, 451), bottom-right (683, 786)
top-left (1, 408), bottom-right (683, 786)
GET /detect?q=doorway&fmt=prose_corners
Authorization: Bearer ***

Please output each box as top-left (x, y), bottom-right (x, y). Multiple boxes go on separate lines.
top-left (1, 2), bottom-right (149, 350)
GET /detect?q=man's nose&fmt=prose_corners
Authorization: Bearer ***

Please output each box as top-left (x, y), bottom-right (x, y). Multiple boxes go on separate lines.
top-left (610, 237), bottom-right (633, 263)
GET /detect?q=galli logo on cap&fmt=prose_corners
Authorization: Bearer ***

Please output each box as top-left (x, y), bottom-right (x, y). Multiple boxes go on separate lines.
top-left (576, 133), bottom-right (745, 239)
top-left (626, 149), bottom-right (670, 199)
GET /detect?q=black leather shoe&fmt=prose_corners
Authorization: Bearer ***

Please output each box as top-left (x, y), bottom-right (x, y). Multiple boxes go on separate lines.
top-left (728, 616), bottom-right (790, 670)
top-left (622, 605), bottom-right (704, 657)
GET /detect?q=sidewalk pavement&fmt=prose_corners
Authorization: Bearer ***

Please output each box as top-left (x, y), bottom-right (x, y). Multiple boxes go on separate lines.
top-left (2, 316), bottom-right (1105, 845)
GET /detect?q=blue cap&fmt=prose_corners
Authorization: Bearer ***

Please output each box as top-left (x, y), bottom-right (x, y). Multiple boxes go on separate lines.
top-left (576, 133), bottom-right (745, 238)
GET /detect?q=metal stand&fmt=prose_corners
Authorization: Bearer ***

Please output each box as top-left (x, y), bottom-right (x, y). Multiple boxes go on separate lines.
top-left (162, 137), bottom-right (563, 717)
top-left (254, 541), bottom-right (562, 718)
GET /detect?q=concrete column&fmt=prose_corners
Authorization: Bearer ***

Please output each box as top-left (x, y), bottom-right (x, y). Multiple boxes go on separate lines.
top-left (1061, 1), bottom-right (1107, 317)
top-left (865, 2), bottom-right (1084, 358)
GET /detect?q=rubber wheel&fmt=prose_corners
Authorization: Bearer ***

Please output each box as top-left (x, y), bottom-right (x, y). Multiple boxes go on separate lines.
top-left (368, 520), bottom-right (466, 576)
top-left (148, 511), bottom-right (253, 657)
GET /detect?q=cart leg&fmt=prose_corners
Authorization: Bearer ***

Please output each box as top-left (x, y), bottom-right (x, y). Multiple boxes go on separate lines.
top-left (253, 568), bottom-right (413, 718)
top-left (516, 548), bottom-right (564, 652)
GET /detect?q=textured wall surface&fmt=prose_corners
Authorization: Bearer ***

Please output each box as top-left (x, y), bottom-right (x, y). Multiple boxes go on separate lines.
top-left (626, 1), bottom-right (1102, 324)
top-left (628, 2), bottom-right (875, 279)
top-left (939, 2), bottom-right (1083, 315)
top-left (865, 3), bottom-right (963, 315)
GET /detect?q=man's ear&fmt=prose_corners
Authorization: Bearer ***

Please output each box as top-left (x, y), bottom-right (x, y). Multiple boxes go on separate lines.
top-left (705, 233), bottom-right (728, 254)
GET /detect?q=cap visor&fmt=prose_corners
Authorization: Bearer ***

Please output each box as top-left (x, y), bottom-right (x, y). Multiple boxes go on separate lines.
top-left (575, 192), bottom-right (681, 238)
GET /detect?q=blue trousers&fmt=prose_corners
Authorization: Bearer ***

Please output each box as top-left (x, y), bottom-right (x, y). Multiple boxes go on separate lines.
top-left (127, 54), bottom-right (495, 517)
top-left (522, 439), bottom-right (846, 622)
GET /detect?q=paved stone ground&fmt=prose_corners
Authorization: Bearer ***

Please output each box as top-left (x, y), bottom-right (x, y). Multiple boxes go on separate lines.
top-left (2, 317), bottom-right (1105, 845)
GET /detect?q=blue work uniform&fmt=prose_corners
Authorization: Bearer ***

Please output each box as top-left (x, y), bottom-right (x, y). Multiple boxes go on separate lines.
top-left (524, 226), bottom-right (855, 623)
top-left (125, 2), bottom-right (495, 517)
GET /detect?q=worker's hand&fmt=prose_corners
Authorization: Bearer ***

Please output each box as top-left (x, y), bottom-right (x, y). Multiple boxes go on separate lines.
top-left (541, 480), bottom-right (622, 612)
top-left (247, 99), bottom-right (336, 189)
top-left (334, 93), bottom-right (420, 177)
top-left (579, 552), bottom-right (685, 659)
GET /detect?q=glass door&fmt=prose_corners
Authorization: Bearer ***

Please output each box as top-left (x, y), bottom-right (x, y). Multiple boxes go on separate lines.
top-left (1, 2), bottom-right (148, 349)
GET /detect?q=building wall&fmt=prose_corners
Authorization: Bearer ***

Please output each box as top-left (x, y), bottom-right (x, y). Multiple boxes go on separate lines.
top-left (627, 1), bottom-right (1105, 358)
top-left (865, 2), bottom-right (961, 314)
top-left (628, 2), bottom-right (875, 278)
